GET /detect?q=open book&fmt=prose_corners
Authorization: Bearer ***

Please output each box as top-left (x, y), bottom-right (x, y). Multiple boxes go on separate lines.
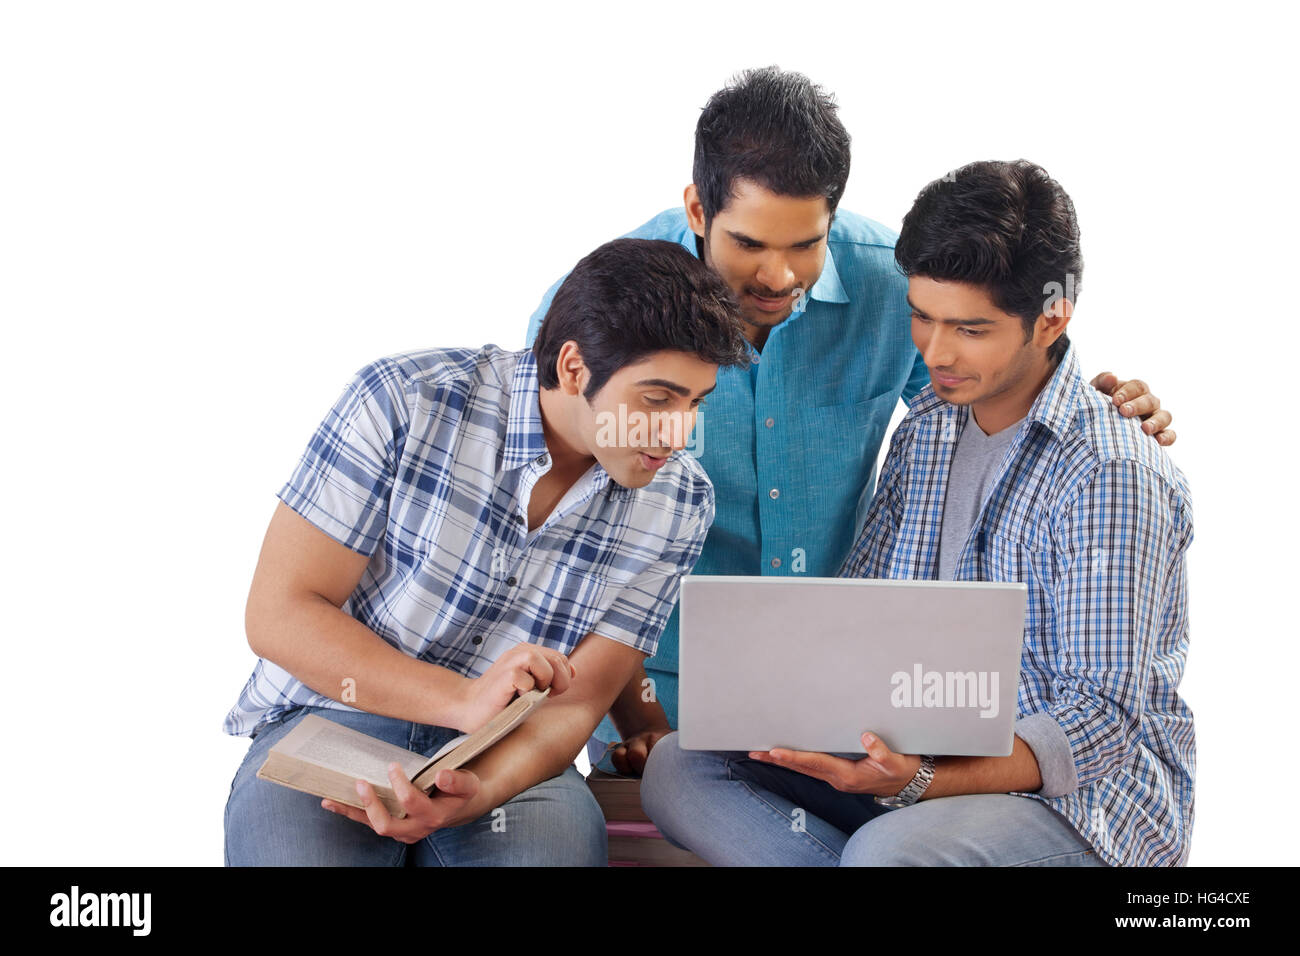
top-left (255, 688), bottom-right (549, 818)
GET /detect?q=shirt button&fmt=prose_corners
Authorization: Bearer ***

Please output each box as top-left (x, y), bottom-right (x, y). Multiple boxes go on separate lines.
top-left (472, 635), bottom-right (484, 645)
top-left (769, 488), bottom-right (780, 500)
top-left (516, 514), bottom-right (526, 524)
top-left (506, 576), bottom-right (517, 587)
top-left (770, 557), bottom-right (782, 569)
top-left (536, 454), bottom-right (548, 465)
top-left (765, 417), bottom-right (775, 428)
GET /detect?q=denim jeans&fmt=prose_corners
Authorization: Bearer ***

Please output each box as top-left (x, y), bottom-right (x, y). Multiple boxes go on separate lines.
top-left (641, 732), bottom-right (1108, 867)
top-left (224, 705), bottom-right (606, 866)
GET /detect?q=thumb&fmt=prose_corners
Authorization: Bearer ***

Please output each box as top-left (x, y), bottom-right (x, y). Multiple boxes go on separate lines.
top-left (433, 768), bottom-right (480, 799)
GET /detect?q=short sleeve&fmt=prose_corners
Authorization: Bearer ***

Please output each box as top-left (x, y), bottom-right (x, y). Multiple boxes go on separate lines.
top-left (590, 486), bottom-right (715, 655)
top-left (277, 361), bottom-right (410, 556)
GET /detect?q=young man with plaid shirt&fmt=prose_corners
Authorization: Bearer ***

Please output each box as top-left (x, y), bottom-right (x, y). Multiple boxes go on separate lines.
top-left (642, 160), bottom-right (1195, 867)
top-left (223, 238), bottom-right (749, 866)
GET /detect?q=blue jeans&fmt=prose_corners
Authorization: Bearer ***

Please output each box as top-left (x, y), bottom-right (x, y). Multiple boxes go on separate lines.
top-left (224, 705), bottom-right (607, 866)
top-left (641, 732), bottom-right (1108, 867)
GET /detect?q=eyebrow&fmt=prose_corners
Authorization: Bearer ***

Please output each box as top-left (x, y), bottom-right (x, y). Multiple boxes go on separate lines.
top-left (726, 230), bottom-right (825, 249)
top-left (906, 297), bottom-right (998, 326)
top-left (635, 379), bottom-right (718, 400)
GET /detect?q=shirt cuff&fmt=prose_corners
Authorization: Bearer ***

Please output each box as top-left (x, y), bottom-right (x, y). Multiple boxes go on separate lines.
top-left (1014, 712), bottom-right (1079, 798)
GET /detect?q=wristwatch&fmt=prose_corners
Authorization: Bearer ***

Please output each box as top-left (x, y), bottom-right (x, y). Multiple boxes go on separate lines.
top-left (874, 754), bottom-right (936, 808)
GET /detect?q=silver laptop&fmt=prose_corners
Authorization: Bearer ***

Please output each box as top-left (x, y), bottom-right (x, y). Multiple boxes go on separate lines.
top-left (678, 576), bottom-right (1027, 757)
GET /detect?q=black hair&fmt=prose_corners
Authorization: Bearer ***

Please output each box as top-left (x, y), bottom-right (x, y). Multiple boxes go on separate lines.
top-left (693, 66), bottom-right (851, 226)
top-left (534, 238), bottom-right (751, 398)
top-left (894, 159), bottom-right (1081, 363)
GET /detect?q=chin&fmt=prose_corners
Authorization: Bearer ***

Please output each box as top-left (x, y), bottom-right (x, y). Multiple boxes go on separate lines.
top-left (612, 472), bottom-right (652, 490)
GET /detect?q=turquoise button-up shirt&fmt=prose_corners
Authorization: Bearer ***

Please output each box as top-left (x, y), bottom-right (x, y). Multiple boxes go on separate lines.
top-left (525, 207), bottom-right (929, 739)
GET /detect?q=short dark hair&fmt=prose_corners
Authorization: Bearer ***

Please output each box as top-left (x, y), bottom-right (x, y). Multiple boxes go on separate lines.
top-left (894, 160), bottom-right (1081, 363)
top-left (693, 66), bottom-right (851, 225)
top-left (534, 238), bottom-right (751, 398)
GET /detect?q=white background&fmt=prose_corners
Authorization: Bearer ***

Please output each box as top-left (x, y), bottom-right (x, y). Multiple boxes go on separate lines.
top-left (2, 1), bottom-right (1294, 866)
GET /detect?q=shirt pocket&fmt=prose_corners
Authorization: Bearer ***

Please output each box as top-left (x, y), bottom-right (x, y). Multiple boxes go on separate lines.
top-left (801, 391), bottom-right (897, 478)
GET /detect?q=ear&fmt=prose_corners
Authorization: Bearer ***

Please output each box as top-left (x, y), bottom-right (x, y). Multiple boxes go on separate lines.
top-left (1034, 296), bottom-right (1073, 350)
top-left (554, 340), bottom-right (588, 397)
top-left (684, 183), bottom-right (706, 239)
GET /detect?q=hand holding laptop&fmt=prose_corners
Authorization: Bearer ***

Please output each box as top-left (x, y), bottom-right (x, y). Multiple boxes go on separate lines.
top-left (747, 730), bottom-right (922, 797)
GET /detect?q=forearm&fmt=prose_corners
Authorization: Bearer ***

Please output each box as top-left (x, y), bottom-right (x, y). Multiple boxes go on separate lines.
top-left (607, 663), bottom-right (671, 738)
top-left (920, 733), bottom-right (1043, 800)
top-left (460, 693), bottom-right (606, 816)
top-left (456, 634), bottom-right (643, 813)
top-left (247, 591), bottom-right (469, 728)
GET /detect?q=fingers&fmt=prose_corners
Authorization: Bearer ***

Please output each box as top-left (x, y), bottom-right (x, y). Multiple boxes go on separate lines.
top-left (1156, 428), bottom-right (1177, 447)
top-left (859, 732), bottom-right (897, 773)
top-left (753, 747), bottom-right (840, 784)
top-left (610, 743), bottom-right (631, 775)
top-left (505, 645), bottom-right (575, 697)
top-left (624, 736), bottom-right (651, 775)
top-left (352, 778), bottom-right (400, 838)
top-left (1109, 378), bottom-right (1149, 406)
top-left (1090, 371), bottom-right (1118, 396)
top-left (1140, 409), bottom-right (1172, 436)
top-left (321, 798), bottom-right (370, 826)
top-left (1116, 390), bottom-right (1160, 420)
top-left (536, 647), bottom-right (575, 696)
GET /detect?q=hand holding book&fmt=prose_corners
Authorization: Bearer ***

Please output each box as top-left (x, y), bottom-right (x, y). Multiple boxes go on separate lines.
top-left (323, 758), bottom-right (483, 843)
top-left (257, 687), bottom-right (552, 842)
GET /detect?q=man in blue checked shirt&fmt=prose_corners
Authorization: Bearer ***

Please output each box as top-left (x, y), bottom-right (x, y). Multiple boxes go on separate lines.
top-left (525, 67), bottom-right (1176, 776)
top-left (642, 160), bottom-right (1195, 867)
top-left (222, 238), bottom-right (750, 865)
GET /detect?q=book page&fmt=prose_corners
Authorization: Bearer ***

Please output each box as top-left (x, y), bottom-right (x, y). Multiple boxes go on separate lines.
top-left (274, 715), bottom-right (427, 784)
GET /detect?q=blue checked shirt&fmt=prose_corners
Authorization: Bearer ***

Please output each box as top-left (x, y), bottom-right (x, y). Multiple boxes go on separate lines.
top-left (527, 207), bottom-right (929, 737)
top-left (224, 346), bottom-right (715, 737)
top-left (840, 346), bottom-right (1196, 867)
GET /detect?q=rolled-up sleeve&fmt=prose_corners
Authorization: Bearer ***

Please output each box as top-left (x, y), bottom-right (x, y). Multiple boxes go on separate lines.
top-left (1035, 459), bottom-right (1193, 788)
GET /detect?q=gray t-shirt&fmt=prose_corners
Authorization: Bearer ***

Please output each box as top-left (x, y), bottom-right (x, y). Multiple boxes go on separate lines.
top-left (934, 406), bottom-right (1078, 799)
top-left (937, 406), bottom-right (1025, 581)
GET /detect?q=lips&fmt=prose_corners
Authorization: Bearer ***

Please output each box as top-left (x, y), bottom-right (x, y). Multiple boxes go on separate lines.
top-left (933, 373), bottom-right (969, 387)
top-left (748, 291), bottom-right (791, 313)
top-left (638, 452), bottom-right (669, 472)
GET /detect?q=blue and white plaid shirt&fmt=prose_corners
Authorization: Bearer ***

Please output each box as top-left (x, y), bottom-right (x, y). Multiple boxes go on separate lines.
top-left (840, 346), bottom-right (1195, 867)
top-left (224, 346), bottom-right (715, 737)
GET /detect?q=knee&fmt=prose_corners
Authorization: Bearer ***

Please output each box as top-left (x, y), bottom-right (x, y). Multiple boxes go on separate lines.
top-left (639, 731), bottom-right (688, 829)
top-left (500, 771), bottom-right (608, 866)
top-left (840, 810), bottom-right (953, 867)
top-left (640, 732), bottom-right (731, 841)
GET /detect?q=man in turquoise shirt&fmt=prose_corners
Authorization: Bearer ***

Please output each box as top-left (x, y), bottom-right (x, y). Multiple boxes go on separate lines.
top-left (523, 67), bottom-right (1174, 772)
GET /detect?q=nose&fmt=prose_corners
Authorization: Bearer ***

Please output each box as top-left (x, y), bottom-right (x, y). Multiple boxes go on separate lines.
top-left (755, 252), bottom-right (795, 295)
top-left (920, 324), bottom-right (957, 370)
top-left (656, 407), bottom-right (695, 452)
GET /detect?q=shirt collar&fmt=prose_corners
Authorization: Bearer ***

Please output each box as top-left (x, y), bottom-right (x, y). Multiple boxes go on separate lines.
top-left (676, 222), bottom-right (851, 306)
top-left (502, 350), bottom-right (549, 471)
top-left (809, 240), bottom-right (849, 304)
top-left (1024, 344), bottom-right (1085, 444)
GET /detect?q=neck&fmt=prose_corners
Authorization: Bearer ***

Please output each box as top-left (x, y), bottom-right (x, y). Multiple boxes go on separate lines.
top-left (536, 387), bottom-right (595, 474)
top-left (744, 321), bottom-right (772, 352)
top-left (970, 353), bottom-right (1060, 435)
